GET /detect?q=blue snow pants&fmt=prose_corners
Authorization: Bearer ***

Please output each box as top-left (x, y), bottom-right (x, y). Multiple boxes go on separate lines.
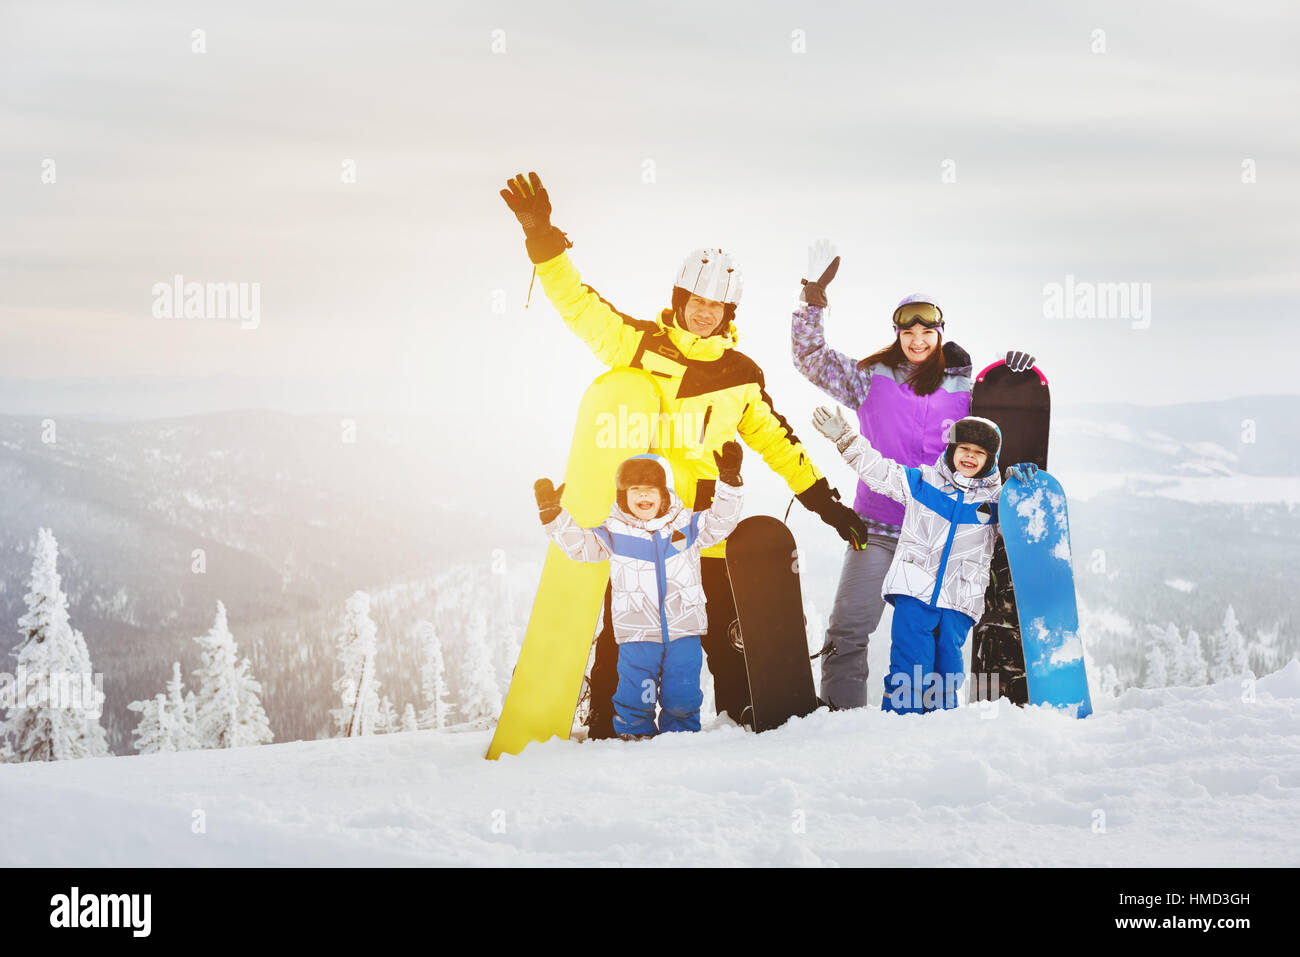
top-left (612, 637), bottom-right (704, 736)
top-left (882, 595), bottom-right (974, 714)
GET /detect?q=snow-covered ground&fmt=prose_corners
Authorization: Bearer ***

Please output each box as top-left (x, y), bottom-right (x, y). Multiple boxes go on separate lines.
top-left (4, 662), bottom-right (1299, 867)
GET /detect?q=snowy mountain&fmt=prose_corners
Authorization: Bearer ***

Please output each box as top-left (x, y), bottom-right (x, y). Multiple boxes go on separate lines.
top-left (1052, 396), bottom-right (1298, 479)
top-left (0, 410), bottom-right (536, 751)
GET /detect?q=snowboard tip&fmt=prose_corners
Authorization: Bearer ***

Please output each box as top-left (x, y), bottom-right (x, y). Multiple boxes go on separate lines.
top-left (974, 360), bottom-right (1049, 387)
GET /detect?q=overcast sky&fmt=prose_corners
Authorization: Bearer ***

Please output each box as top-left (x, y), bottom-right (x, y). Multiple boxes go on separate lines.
top-left (3, 0), bottom-right (1298, 427)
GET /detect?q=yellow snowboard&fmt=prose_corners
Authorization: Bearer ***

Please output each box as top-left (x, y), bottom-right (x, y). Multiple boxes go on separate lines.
top-left (486, 368), bottom-right (662, 759)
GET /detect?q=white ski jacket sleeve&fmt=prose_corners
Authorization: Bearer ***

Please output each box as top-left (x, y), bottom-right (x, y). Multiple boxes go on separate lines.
top-left (544, 510), bottom-right (614, 563)
top-left (693, 479), bottom-right (744, 550)
top-left (839, 434), bottom-right (913, 506)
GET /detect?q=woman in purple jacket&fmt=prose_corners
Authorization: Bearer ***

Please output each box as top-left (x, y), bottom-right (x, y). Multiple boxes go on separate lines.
top-left (792, 251), bottom-right (1033, 709)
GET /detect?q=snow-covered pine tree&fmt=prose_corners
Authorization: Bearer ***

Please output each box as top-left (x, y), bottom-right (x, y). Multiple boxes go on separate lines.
top-left (1144, 623), bottom-right (1171, 688)
top-left (127, 693), bottom-right (170, 753)
top-left (192, 601), bottom-right (272, 748)
top-left (1159, 623), bottom-right (1192, 686)
top-left (1250, 624), bottom-right (1279, 676)
top-left (376, 695), bottom-right (399, 734)
top-left (417, 621), bottom-right (452, 730)
top-left (68, 630), bottom-right (109, 757)
top-left (2, 528), bottom-right (108, 761)
top-left (165, 661), bottom-right (197, 750)
top-left (459, 611), bottom-right (501, 723)
top-left (232, 656), bottom-right (273, 747)
top-left (400, 702), bottom-right (419, 733)
top-left (68, 622), bottom-right (109, 757)
top-left (1211, 605), bottom-right (1250, 681)
top-left (1181, 629), bottom-right (1209, 686)
top-left (333, 591), bottom-right (380, 737)
top-left (191, 602), bottom-right (240, 747)
top-left (128, 661), bottom-right (200, 754)
top-left (493, 567), bottom-right (523, 696)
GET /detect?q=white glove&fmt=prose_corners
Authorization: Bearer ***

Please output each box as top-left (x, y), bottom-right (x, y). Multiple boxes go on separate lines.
top-left (812, 405), bottom-right (852, 443)
top-left (807, 239), bottom-right (838, 286)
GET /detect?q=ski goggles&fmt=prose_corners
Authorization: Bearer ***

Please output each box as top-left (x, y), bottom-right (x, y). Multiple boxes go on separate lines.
top-left (892, 302), bottom-right (944, 330)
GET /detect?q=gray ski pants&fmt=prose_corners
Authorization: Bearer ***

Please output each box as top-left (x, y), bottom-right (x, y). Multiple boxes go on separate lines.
top-left (818, 535), bottom-right (898, 709)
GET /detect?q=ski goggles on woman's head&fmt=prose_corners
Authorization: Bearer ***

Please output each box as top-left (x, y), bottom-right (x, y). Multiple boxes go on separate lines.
top-left (892, 301), bottom-right (944, 330)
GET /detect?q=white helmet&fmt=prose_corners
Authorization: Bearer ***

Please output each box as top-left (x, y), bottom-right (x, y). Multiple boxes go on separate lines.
top-left (673, 248), bottom-right (743, 305)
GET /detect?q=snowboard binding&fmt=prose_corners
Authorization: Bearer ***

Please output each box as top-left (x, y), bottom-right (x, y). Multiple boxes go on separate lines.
top-left (727, 618), bottom-right (745, 653)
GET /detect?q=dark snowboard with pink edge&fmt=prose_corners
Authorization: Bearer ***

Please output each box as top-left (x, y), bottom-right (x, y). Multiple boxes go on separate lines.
top-left (969, 360), bottom-right (1049, 707)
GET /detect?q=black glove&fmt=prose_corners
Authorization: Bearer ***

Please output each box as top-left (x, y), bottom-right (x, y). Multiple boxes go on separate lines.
top-left (534, 478), bottom-right (565, 524)
top-left (1005, 349), bottom-right (1036, 373)
top-left (942, 340), bottom-right (971, 371)
top-left (713, 441), bottom-right (743, 487)
top-left (500, 171), bottom-right (571, 264)
top-left (800, 256), bottom-right (840, 309)
top-left (796, 478), bottom-right (869, 549)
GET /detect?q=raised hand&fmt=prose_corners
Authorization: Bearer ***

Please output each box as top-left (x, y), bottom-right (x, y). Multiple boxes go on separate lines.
top-left (534, 478), bottom-right (566, 524)
top-left (812, 405), bottom-right (852, 443)
top-left (801, 240), bottom-right (841, 308)
top-left (807, 240), bottom-right (838, 286)
top-left (713, 440), bottom-right (744, 487)
top-left (500, 171), bottom-right (554, 237)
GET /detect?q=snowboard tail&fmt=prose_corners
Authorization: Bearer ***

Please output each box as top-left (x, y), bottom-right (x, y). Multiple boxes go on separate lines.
top-left (486, 369), bottom-right (662, 759)
top-left (726, 516), bottom-right (818, 733)
top-left (999, 469), bottom-right (1092, 718)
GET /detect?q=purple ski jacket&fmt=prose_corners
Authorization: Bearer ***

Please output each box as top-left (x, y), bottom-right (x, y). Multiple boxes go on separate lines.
top-left (792, 302), bottom-right (973, 536)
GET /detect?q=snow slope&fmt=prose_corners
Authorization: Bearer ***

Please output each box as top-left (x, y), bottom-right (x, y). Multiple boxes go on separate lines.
top-left (3, 663), bottom-right (1299, 867)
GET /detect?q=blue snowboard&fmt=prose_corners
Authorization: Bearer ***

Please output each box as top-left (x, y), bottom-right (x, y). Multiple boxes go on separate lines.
top-left (999, 469), bottom-right (1093, 718)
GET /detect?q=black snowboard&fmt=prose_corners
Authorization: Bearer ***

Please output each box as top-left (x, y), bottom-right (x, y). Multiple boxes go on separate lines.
top-left (969, 360), bottom-right (1051, 706)
top-left (970, 360), bottom-right (1050, 470)
top-left (725, 516), bottom-right (818, 732)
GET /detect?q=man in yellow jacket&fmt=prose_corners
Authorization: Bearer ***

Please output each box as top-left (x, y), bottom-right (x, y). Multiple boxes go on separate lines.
top-left (501, 171), bottom-right (868, 737)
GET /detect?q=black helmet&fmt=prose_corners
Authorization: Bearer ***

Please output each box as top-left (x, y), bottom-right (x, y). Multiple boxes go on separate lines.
top-left (944, 416), bottom-right (1001, 479)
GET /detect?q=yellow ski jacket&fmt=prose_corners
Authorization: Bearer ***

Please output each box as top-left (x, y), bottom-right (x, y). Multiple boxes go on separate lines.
top-left (535, 250), bottom-right (823, 557)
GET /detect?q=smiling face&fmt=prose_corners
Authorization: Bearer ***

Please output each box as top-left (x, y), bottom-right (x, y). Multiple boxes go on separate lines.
top-left (682, 294), bottom-right (726, 337)
top-left (953, 442), bottom-right (989, 477)
top-left (898, 325), bottom-right (940, 363)
top-left (627, 485), bottom-right (663, 520)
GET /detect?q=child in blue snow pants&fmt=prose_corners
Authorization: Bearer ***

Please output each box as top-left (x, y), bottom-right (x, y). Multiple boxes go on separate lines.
top-left (537, 444), bottom-right (746, 740)
top-left (813, 408), bottom-right (1027, 715)
top-left (613, 636), bottom-right (705, 735)
top-left (883, 595), bottom-right (973, 714)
